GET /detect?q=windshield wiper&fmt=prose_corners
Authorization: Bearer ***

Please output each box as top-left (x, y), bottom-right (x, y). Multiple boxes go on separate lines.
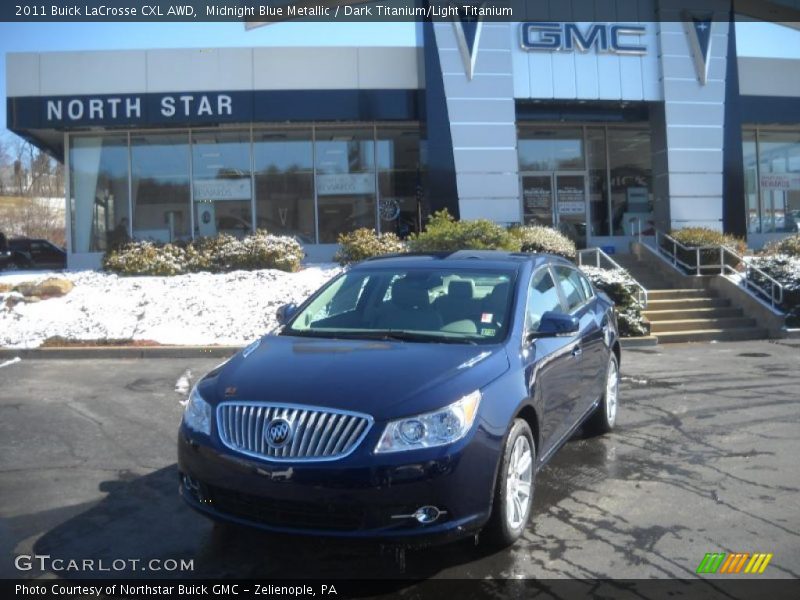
top-left (282, 329), bottom-right (478, 345)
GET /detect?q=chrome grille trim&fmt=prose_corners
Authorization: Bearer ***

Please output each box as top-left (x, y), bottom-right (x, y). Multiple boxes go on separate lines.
top-left (216, 402), bottom-right (374, 463)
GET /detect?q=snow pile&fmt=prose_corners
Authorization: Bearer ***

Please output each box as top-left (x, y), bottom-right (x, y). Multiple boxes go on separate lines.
top-left (0, 265), bottom-right (341, 348)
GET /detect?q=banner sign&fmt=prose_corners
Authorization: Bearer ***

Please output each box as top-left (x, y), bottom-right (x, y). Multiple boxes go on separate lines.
top-left (193, 178), bottom-right (252, 201)
top-left (760, 173), bottom-right (800, 191)
top-left (316, 173), bottom-right (375, 196)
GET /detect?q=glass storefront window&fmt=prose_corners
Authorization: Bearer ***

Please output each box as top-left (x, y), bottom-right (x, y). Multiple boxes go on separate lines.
top-left (518, 127), bottom-right (585, 171)
top-left (68, 135), bottom-right (129, 253)
top-left (743, 130), bottom-right (760, 233)
top-left (377, 126), bottom-right (421, 238)
top-left (67, 124), bottom-right (420, 252)
top-left (756, 130), bottom-right (800, 234)
top-left (254, 128), bottom-right (315, 243)
top-left (608, 127), bottom-right (653, 236)
top-left (131, 133), bottom-right (190, 242)
top-left (315, 127), bottom-right (376, 243)
top-left (191, 130), bottom-right (252, 239)
top-left (586, 127), bottom-right (609, 237)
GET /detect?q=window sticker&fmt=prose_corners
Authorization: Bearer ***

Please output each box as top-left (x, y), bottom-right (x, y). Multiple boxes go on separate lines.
top-left (480, 328), bottom-right (496, 337)
top-left (481, 313), bottom-right (493, 324)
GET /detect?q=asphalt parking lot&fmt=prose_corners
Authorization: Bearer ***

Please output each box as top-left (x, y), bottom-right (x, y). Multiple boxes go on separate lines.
top-left (1, 339), bottom-right (799, 582)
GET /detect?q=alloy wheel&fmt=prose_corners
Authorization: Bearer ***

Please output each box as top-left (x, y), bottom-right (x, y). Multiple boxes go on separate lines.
top-left (505, 435), bottom-right (533, 530)
top-left (606, 357), bottom-right (619, 426)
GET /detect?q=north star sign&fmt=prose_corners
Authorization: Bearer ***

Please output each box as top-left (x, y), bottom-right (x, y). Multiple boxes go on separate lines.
top-left (45, 93), bottom-right (234, 123)
top-left (520, 23), bottom-right (648, 55)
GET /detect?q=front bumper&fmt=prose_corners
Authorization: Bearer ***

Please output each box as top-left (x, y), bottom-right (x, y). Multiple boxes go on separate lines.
top-left (177, 420), bottom-right (501, 544)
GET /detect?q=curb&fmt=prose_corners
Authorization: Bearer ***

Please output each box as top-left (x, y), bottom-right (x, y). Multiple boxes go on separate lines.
top-left (0, 346), bottom-right (242, 360)
top-left (620, 336), bottom-right (659, 348)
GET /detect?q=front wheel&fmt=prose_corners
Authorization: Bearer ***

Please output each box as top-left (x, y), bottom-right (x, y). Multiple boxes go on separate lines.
top-left (585, 352), bottom-right (620, 436)
top-left (483, 419), bottom-right (535, 547)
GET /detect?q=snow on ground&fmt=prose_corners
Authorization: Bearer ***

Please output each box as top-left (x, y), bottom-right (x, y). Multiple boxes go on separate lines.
top-left (0, 265), bottom-right (341, 348)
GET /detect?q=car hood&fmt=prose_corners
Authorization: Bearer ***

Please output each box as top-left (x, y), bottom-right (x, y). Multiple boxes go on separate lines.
top-left (207, 334), bottom-right (510, 421)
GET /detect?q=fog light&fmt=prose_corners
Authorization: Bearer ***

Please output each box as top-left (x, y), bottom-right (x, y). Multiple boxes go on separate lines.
top-left (413, 506), bottom-right (443, 524)
top-left (182, 474), bottom-right (207, 501)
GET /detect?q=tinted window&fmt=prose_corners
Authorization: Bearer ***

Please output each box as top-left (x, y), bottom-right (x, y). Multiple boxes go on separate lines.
top-left (286, 267), bottom-right (514, 344)
top-left (525, 269), bottom-right (563, 331)
top-left (554, 267), bottom-right (587, 311)
top-left (578, 273), bottom-right (594, 299)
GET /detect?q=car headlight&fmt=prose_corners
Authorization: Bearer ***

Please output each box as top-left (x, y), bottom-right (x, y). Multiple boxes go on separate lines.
top-left (374, 390), bottom-right (481, 454)
top-left (183, 386), bottom-right (212, 435)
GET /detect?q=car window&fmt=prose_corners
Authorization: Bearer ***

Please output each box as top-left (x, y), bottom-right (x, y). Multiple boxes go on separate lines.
top-left (578, 272), bottom-right (594, 299)
top-left (554, 266), bottom-right (587, 311)
top-left (285, 267), bottom-right (515, 344)
top-left (525, 269), bottom-right (563, 332)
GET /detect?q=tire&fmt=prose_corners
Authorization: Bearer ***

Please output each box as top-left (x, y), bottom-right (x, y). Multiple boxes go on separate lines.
top-left (483, 418), bottom-right (536, 548)
top-left (584, 352), bottom-right (620, 436)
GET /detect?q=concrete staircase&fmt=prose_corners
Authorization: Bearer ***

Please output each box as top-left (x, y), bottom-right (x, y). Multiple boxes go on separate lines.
top-left (613, 253), bottom-right (768, 343)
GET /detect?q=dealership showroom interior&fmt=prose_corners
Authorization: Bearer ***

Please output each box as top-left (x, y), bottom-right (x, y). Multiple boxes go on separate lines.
top-left (0, 1), bottom-right (799, 599)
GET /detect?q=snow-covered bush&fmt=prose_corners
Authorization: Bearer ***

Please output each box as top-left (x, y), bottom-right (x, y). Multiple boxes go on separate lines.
top-left (747, 254), bottom-right (800, 327)
top-left (103, 231), bottom-right (304, 276)
top-left (103, 241), bottom-right (187, 276)
top-left (510, 225), bottom-right (577, 259)
top-left (580, 266), bottom-right (648, 337)
top-left (761, 234), bottom-right (800, 258)
top-left (334, 228), bottom-right (408, 265)
top-left (409, 210), bottom-right (520, 253)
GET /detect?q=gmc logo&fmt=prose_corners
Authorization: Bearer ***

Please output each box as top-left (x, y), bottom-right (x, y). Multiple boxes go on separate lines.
top-left (520, 22), bottom-right (647, 55)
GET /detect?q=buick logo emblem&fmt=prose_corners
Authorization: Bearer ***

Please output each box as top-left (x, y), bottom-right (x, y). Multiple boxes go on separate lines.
top-left (265, 418), bottom-right (292, 448)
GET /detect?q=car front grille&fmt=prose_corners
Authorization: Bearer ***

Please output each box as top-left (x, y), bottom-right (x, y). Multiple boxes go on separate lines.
top-left (206, 484), bottom-right (366, 530)
top-left (216, 402), bottom-right (373, 462)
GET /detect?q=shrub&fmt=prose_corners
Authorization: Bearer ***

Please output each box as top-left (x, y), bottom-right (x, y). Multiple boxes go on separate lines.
top-left (747, 254), bottom-right (800, 328)
top-left (510, 225), bottom-right (577, 259)
top-left (103, 231), bottom-right (304, 276)
top-left (334, 228), bottom-right (408, 266)
top-left (665, 227), bottom-right (747, 274)
top-left (102, 241), bottom-right (187, 276)
top-left (580, 266), bottom-right (648, 337)
top-left (409, 210), bottom-right (520, 253)
top-left (761, 234), bottom-right (800, 258)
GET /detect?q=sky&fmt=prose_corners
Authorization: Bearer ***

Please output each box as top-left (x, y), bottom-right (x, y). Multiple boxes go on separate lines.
top-left (0, 21), bottom-right (419, 137)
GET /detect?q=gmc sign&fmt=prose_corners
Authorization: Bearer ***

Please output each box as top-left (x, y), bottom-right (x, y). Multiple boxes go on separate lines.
top-left (520, 22), bottom-right (648, 55)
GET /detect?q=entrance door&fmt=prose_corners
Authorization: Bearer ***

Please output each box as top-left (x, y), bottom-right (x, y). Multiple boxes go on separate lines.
top-left (521, 174), bottom-right (554, 227)
top-left (520, 172), bottom-right (588, 248)
top-left (554, 173), bottom-right (587, 249)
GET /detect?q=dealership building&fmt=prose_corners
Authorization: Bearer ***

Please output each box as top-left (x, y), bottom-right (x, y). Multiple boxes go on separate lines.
top-left (5, 7), bottom-right (800, 267)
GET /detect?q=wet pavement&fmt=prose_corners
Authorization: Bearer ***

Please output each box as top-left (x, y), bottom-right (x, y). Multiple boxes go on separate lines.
top-left (1, 339), bottom-right (799, 581)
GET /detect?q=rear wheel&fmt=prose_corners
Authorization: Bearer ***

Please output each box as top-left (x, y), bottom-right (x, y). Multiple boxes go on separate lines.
top-left (585, 352), bottom-right (619, 436)
top-left (483, 419), bottom-right (535, 547)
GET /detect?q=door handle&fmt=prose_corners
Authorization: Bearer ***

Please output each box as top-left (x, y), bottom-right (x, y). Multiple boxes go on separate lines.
top-left (571, 345), bottom-right (582, 358)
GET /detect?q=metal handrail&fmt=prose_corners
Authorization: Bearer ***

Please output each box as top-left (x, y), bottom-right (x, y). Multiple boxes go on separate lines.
top-left (577, 247), bottom-right (649, 308)
top-left (641, 227), bottom-right (785, 309)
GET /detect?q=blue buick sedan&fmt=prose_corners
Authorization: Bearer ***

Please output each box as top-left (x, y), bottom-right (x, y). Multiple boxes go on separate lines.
top-left (178, 251), bottom-right (621, 547)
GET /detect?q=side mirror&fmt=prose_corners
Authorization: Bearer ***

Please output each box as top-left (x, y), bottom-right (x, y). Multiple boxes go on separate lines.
top-left (532, 311), bottom-right (580, 339)
top-left (276, 303), bottom-right (298, 326)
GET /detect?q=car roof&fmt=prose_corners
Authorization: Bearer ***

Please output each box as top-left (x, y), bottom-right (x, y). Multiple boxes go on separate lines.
top-left (352, 250), bottom-right (574, 271)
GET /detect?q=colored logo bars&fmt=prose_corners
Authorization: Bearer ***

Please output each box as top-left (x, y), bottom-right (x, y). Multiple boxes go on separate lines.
top-left (696, 552), bottom-right (774, 575)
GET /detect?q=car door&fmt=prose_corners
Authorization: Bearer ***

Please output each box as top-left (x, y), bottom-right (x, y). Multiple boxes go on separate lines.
top-left (31, 241), bottom-right (62, 268)
top-left (552, 266), bottom-right (606, 423)
top-left (521, 266), bottom-right (581, 459)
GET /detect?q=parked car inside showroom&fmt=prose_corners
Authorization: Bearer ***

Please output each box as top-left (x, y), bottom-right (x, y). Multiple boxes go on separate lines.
top-left (178, 251), bottom-right (620, 547)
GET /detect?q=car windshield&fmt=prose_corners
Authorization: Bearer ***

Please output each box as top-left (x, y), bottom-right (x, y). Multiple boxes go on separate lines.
top-left (282, 266), bottom-right (516, 344)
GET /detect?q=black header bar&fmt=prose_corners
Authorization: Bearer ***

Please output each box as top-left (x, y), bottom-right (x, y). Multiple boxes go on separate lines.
top-left (3, 0), bottom-right (798, 23)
